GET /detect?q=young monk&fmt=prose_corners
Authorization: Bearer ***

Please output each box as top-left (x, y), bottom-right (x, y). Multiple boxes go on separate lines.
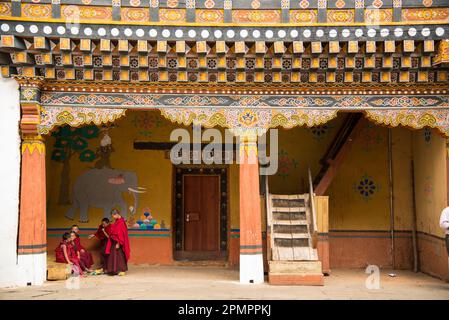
top-left (105, 209), bottom-right (130, 276)
top-left (55, 232), bottom-right (83, 276)
top-left (70, 225), bottom-right (94, 272)
top-left (88, 218), bottom-right (111, 273)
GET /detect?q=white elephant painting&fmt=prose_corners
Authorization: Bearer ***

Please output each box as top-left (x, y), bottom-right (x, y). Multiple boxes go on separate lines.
top-left (65, 168), bottom-right (145, 223)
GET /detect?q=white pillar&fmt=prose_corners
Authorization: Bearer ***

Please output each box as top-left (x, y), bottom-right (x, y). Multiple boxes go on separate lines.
top-left (0, 78), bottom-right (23, 287)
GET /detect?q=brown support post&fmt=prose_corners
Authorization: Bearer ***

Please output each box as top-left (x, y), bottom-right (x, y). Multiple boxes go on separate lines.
top-left (238, 132), bottom-right (264, 284)
top-left (16, 76), bottom-right (47, 285)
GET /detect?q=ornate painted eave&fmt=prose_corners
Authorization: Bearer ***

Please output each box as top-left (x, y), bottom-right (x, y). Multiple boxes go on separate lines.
top-left (32, 80), bottom-right (449, 136)
top-left (2, 1), bottom-right (449, 137)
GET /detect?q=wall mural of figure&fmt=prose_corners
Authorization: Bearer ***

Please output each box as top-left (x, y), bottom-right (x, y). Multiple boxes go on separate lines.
top-left (65, 168), bottom-right (146, 223)
top-left (59, 124), bottom-right (147, 223)
top-left (51, 125), bottom-right (100, 205)
top-left (95, 127), bottom-right (115, 169)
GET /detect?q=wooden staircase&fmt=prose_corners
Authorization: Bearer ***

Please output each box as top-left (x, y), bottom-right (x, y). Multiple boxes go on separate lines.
top-left (268, 194), bottom-right (318, 261)
top-left (266, 169), bottom-right (324, 285)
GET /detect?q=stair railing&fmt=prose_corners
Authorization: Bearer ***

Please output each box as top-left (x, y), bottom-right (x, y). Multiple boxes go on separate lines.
top-left (308, 166), bottom-right (318, 249)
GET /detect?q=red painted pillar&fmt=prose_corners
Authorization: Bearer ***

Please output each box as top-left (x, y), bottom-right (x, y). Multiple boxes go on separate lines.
top-left (239, 133), bottom-right (264, 284)
top-left (17, 78), bottom-right (47, 285)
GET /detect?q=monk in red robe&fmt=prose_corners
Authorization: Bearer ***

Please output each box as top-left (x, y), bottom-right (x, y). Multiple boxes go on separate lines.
top-left (70, 225), bottom-right (94, 272)
top-left (88, 218), bottom-right (112, 272)
top-left (55, 232), bottom-right (83, 276)
top-left (105, 209), bottom-right (130, 276)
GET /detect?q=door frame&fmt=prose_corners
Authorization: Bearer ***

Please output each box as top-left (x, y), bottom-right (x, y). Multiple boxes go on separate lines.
top-left (172, 166), bottom-right (229, 261)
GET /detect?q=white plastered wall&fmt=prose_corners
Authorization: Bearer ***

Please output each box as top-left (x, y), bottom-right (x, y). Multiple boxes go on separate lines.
top-left (0, 77), bottom-right (24, 287)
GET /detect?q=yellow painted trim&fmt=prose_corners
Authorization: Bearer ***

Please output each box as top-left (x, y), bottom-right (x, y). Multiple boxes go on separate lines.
top-left (2, 16), bottom-right (449, 27)
top-left (21, 139), bottom-right (45, 155)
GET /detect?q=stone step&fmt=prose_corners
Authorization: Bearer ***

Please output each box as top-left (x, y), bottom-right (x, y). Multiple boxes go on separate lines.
top-left (269, 260), bottom-right (322, 274)
top-left (268, 261), bottom-right (323, 285)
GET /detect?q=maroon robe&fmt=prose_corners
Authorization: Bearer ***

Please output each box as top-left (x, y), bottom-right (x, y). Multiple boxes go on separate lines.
top-left (105, 218), bottom-right (130, 274)
top-left (74, 234), bottom-right (94, 270)
top-left (55, 240), bottom-right (83, 275)
top-left (94, 224), bottom-right (112, 270)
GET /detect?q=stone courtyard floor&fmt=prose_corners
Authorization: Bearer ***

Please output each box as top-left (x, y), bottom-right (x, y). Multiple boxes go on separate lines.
top-left (0, 265), bottom-right (448, 300)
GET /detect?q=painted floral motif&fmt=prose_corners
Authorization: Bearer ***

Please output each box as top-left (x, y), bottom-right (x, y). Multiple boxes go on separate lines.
top-left (358, 122), bottom-right (383, 152)
top-left (365, 8), bottom-right (393, 23)
top-left (232, 10), bottom-right (281, 23)
top-left (62, 5), bottom-right (112, 20)
top-left (22, 4), bottom-right (52, 18)
top-left (204, 0), bottom-right (215, 8)
top-left (290, 10), bottom-right (317, 23)
top-left (354, 174), bottom-right (378, 199)
top-left (355, 0), bottom-right (364, 8)
top-left (424, 127), bottom-right (432, 143)
top-left (196, 9), bottom-right (224, 23)
top-left (131, 112), bottom-right (163, 137)
top-left (22, 88), bottom-right (37, 101)
top-left (159, 8), bottom-right (186, 22)
top-left (278, 149), bottom-right (299, 179)
top-left (336, 0), bottom-right (345, 9)
top-left (327, 9), bottom-right (354, 23)
top-left (402, 8), bottom-right (449, 22)
top-left (130, 0), bottom-right (141, 7)
top-left (121, 8), bottom-right (149, 22)
top-left (251, 0), bottom-right (261, 9)
top-left (310, 124), bottom-right (331, 140)
top-left (238, 109), bottom-right (258, 127)
top-left (167, 0), bottom-right (179, 8)
top-left (372, 0), bottom-right (383, 8)
top-left (422, 0), bottom-right (433, 7)
top-left (423, 176), bottom-right (434, 204)
top-left (0, 3), bottom-right (11, 17)
top-left (369, 97), bottom-right (440, 108)
top-left (299, 0), bottom-right (310, 9)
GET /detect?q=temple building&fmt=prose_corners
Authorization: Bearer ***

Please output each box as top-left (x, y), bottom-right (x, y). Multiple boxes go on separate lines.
top-left (0, 0), bottom-right (449, 287)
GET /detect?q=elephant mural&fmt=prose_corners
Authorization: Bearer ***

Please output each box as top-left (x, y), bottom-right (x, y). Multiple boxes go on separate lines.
top-left (65, 168), bottom-right (146, 222)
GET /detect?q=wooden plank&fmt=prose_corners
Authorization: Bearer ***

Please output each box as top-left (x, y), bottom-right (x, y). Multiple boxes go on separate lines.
top-left (273, 233), bottom-right (310, 239)
top-left (315, 116), bottom-right (364, 196)
top-left (272, 220), bottom-right (308, 226)
top-left (315, 196), bottom-right (329, 233)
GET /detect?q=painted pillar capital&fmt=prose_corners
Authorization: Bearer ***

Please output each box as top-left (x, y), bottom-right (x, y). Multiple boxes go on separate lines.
top-left (14, 76), bottom-right (44, 137)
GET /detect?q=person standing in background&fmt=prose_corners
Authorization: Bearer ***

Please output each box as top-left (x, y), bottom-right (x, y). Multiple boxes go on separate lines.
top-left (439, 206), bottom-right (449, 270)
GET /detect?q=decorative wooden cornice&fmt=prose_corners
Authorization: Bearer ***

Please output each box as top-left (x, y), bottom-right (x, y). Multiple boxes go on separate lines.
top-left (14, 75), bottom-right (45, 137)
top-left (1, 37), bottom-right (448, 85)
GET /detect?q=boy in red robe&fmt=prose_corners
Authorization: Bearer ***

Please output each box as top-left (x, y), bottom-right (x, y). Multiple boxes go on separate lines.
top-left (70, 225), bottom-right (94, 272)
top-left (88, 218), bottom-right (112, 273)
top-left (55, 232), bottom-right (83, 276)
top-left (105, 209), bottom-right (130, 276)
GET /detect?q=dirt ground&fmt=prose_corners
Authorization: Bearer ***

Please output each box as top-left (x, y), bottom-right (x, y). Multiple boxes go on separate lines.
top-left (0, 265), bottom-right (448, 300)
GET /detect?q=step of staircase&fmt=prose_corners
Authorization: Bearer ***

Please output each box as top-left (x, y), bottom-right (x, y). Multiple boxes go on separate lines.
top-left (272, 207), bottom-right (306, 213)
top-left (268, 261), bottom-right (324, 286)
top-left (272, 247), bottom-right (318, 260)
top-left (272, 219), bottom-right (309, 226)
top-left (273, 232), bottom-right (310, 239)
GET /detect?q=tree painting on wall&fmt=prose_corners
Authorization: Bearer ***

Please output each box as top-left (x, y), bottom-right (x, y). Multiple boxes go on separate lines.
top-left (51, 125), bottom-right (100, 205)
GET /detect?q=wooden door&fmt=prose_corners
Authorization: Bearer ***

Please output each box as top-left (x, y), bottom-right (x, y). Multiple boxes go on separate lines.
top-left (183, 175), bottom-right (220, 255)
